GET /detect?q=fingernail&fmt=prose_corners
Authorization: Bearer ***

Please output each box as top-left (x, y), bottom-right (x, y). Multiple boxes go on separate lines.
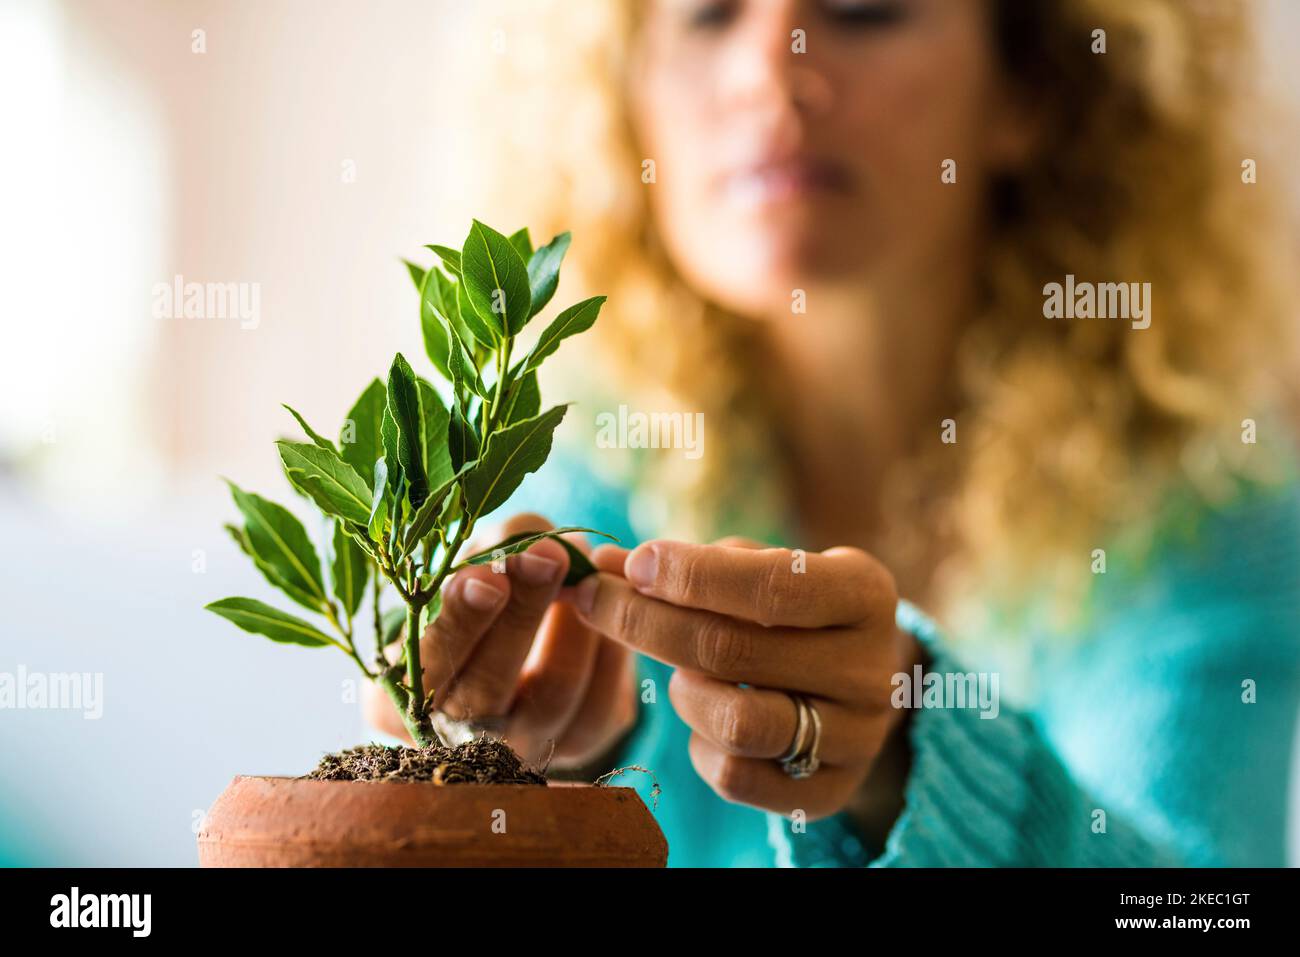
top-left (625, 545), bottom-right (658, 590)
top-left (463, 578), bottom-right (506, 612)
top-left (574, 575), bottom-right (599, 616)
top-left (515, 552), bottom-right (561, 586)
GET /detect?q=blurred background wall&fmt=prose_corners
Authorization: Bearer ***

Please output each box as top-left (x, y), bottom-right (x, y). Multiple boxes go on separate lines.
top-left (1, 0), bottom-right (1298, 865)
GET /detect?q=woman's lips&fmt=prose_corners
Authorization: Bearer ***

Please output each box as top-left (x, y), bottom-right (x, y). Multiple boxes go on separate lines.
top-left (718, 158), bottom-right (854, 208)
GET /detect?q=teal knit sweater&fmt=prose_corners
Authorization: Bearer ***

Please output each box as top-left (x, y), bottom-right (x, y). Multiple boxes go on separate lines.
top-left (515, 452), bottom-right (1300, 867)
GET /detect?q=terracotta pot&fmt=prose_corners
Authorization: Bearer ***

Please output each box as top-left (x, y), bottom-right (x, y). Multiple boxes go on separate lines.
top-left (197, 776), bottom-right (667, 867)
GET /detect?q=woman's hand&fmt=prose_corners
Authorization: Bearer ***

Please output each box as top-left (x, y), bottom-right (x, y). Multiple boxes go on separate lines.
top-left (363, 513), bottom-right (637, 767)
top-left (573, 538), bottom-right (916, 821)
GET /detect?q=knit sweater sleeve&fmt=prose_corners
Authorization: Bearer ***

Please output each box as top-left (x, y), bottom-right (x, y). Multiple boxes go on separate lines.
top-left (768, 601), bottom-right (1182, 867)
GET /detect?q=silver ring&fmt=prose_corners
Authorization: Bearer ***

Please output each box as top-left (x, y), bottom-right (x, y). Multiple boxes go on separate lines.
top-left (777, 695), bottom-right (810, 764)
top-left (780, 694), bottom-right (823, 780)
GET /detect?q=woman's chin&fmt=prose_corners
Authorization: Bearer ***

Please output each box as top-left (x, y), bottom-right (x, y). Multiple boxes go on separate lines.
top-left (675, 234), bottom-right (873, 319)
top-left (756, 226), bottom-right (873, 277)
top-left (728, 253), bottom-right (866, 305)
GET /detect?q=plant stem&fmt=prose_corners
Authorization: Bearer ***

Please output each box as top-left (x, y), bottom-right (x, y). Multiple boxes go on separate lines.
top-left (376, 546), bottom-right (412, 603)
top-left (343, 643), bottom-right (376, 680)
top-left (402, 599), bottom-right (428, 727)
top-left (377, 664), bottom-right (434, 747)
top-left (319, 600), bottom-right (376, 679)
top-left (417, 515), bottom-right (472, 605)
top-left (483, 336), bottom-right (512, 435)
top-left (371, 570), bottom-right (385, 668)
top-left (380, 335), bottom-right (514, 749)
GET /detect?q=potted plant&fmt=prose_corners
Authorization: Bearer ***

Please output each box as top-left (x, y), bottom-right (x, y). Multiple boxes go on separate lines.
top-left (197, 221), bottom-right (666, 867)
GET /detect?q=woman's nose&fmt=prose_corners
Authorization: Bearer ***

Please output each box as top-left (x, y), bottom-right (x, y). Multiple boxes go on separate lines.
top-left (715, 13), bottom-right (834, 118)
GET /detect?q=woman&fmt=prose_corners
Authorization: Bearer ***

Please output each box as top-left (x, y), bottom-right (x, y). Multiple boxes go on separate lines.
top-left (368, 0), bottom-right (1300, 866)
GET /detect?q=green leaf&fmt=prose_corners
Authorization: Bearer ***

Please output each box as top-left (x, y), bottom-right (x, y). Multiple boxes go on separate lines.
top-left (225, 521), bottom-right (253, 555)
top-left (424, 265), bottom-right (456, 319)
top-left (403, 259), bottom-right (426, 292)
top-left (381, 405), bottom-right (402, 492)
top-left (282, 405), bottom-right (336, 453)
top-left (402, 466), bottom-right (470, 553)
top-left (508, 227), bottom-right (533, 260)
top-left (419, 270), bottom-right (451, 380)
top-left (555, 537), bottom-right (600, 587)
top-left (455, 268), bottom-right (498, 348)
top-left (330, 520), bottom-right (369, 618)
top-left (448, 404), bottom-right (480, 474)
top-left (463, 404), bottom-right (568, 519)
top-left (461, 526), bottom-right (615, 567)
top-left (367, 459), bottom-right (389, 542)
top-left (420, 589), bottom-right (443, 633)
top-left (387, 471), bottom-right (405, 553)
top-left (205, 597), bottom-right (334, 648)
top-left (400, 499), bottom-right (441, 556)
top-left (456, 526), bottom-right (605, 586)
top-left (435, 269), bottom-right (477, 352)
top-left (462, 219), bottom-right (532, 336)
top-left (441, 481), bottom-right (463, 524)
top-left (427, 244), bottom-right (462, 277)
top-left (226, 482), bottom-right (327, 608)
top-left (381, 605), bottom-right (406, 647)
top-left (386, 353), bottom-right (428, 508)
top-left (526, 231), bottom-right (571, 318)
top-left (445, 314), bottom-right (487, 398)
top-left (224, 522), bottom-right (322, 613)
top-left (339, 379), bottom-right (387, 486)
top-left (276, 441), bottom-right (373, 525)
top-left (417, 379), bottom-right (454, 489)
top-left (524, 296), bottom-right (605, 373)
top-left (426, 269), bottom-right (481, 384)
top-left (502, 369), bottom-right (540, 425)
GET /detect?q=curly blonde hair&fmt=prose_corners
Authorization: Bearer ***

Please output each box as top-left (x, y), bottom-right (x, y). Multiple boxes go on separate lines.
top-left (458, 0), bottom-right (1297, 617)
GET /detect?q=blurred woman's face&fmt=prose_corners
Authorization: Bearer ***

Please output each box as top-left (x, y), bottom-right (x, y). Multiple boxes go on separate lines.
top-left (631, 0), bottom-right (1034, 319)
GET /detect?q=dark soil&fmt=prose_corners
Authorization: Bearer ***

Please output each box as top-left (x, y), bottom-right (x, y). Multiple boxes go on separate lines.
top-left (304, 736), bottom-right (547, 786)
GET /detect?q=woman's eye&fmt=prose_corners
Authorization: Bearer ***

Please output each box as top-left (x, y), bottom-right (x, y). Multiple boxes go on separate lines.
top-left (822, 0), bottom-right (909, 29)
top-left (685, 0), bottom-right (739, 31)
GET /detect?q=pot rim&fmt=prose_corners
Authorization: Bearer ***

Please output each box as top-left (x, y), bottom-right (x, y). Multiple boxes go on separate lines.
top-left (225, 774), bottom-right (607, 788)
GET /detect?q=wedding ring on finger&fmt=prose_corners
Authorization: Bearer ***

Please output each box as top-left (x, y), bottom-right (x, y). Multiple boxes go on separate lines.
top-left (779, 694), bottom-right (823, 780)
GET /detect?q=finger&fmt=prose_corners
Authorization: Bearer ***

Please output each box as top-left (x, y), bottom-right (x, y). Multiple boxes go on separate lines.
top-left (667, 670), bottom-right (880, 766)
top-left (712, 536), bottom-right (766, 549)
top-left (502, 601), bottom-right (600, 759)
top-left (590, 543), bottom-right (628, 575)
top-left (437, 536), bottom-right (569, 719)
top-left (573, 573), bottom-right (864, 698)
top-left (622, 540), bottom-right (894, 628)
top-left (552, 637), bottom-right (636, 764)
top-left (419, 565), bottom-right (511, 698)
top-left (687, 734), bottom-right (860, 820)
top-left (583, 538), bottom-right (763, 588)
top-left (478, 510), bottom-right (556, 541)
top-left (588, 538), bottom-right (763, 580)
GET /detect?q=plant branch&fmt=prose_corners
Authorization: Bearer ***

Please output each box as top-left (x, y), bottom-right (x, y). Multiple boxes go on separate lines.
top-left (415, 512), bottom-right (472, 606)
top-left (483, 335), bottom-right (513, 436)
top-left (402, 599), bottom-right (427, 723)
top-left (371, 568), bottom-right (386, 668)
top-left (376, 663), bottom-right (435, 747)
top-left (343, 645), bottom-right (377, 680)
